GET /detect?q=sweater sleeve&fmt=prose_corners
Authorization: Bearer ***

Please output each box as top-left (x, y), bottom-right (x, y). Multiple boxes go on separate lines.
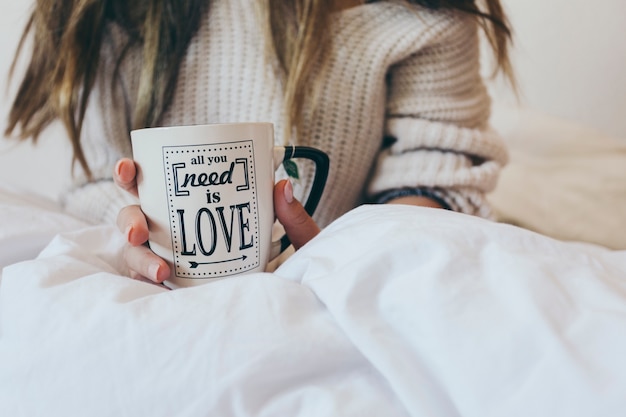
top-left (366, 12), bottom-right (508, 218)
top-left (60, 23), bottom-right (141, 225)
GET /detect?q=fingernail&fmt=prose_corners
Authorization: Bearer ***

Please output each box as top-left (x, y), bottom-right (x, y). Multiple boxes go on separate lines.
top-left (148, 263), bottom-right (161, 282)
top-left (125, 225), bottom-right (134, 242)
top-left (284, 180), bottom-right (294, 204)
top-left (115, 160), bottom-right (123, 177)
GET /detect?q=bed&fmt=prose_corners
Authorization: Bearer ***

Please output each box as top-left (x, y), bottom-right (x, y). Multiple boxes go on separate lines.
top-left (1, 105), bottom-right (625, 416)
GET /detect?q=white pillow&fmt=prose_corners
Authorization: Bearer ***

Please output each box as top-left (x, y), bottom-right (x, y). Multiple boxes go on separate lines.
top-left (488, 106), bottom-right (626, 249)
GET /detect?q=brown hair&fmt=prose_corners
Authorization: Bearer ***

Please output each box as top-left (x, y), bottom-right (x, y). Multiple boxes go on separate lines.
top-left (5, 0), bottom-right (514, 177)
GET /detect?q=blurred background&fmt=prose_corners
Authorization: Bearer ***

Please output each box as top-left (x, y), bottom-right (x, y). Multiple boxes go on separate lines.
top-left (485, 0), bottom-right (626, 140)
top-left (1, 0), bottom-right (625, 201)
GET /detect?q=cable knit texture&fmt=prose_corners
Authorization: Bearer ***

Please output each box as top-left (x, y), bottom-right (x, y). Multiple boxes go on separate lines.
top-left (64, 0), bottom-right (507, 226)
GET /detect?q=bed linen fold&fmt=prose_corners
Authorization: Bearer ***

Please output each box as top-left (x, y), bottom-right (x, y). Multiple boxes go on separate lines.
top-left (1, 205), bottom-right (625, 417)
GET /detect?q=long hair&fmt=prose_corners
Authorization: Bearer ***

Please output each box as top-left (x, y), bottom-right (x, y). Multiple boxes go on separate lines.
top-left (5, 0), bottom-right (514, 177)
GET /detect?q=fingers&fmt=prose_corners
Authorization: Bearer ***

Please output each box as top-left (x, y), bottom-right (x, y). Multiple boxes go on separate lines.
top-left (117, 204), bottom-right (170, 283)
top-left (115, 159), bottom-right (170, 284)
top-left (117, 205), bottom-right (149, 246)
top-left (114, 158), bottom-right (139, 198)
top-left (114, 165), bottom-right (317, 281)
top-left (123, 244), bottom-right (170, 284)
top-left (273, 179), bottom-right (320, 250)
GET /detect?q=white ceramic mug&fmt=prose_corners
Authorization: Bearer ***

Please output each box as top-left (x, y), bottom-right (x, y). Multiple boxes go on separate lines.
top-left (131, 122), bottom-right (328, 288)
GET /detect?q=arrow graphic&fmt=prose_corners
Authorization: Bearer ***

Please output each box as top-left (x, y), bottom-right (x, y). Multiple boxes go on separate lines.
top-left (189, 255), bottom-right (248, 269)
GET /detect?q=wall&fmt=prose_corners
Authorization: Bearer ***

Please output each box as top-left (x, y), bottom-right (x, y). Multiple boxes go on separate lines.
top-left (0, 3), bottom-right (72, 200)
top-left (487, 0), bottom-right (626, 140)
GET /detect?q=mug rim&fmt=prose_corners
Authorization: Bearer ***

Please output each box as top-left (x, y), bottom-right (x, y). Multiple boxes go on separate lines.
top-left (130, 122), bottom-right (273, 135)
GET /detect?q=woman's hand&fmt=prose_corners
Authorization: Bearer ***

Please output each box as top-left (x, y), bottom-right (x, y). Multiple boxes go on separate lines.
top-left (114, 159), bottom-right (170, 283)
top-left (114, 158), bottom-right (320, 284)
top-left (272, 178), bottom-right (320, 250)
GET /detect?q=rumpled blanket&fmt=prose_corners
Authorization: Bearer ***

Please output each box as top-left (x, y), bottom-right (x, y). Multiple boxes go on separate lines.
top-left (1, 205), bottom-right (625, 416)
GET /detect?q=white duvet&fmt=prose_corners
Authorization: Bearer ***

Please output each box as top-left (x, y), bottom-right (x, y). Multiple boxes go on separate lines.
top-left (1, 200), bottom-right (625, 417)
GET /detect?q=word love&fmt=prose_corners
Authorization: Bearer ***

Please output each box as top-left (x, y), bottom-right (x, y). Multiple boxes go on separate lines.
top-left (176, 202), bottom-right (253, 257)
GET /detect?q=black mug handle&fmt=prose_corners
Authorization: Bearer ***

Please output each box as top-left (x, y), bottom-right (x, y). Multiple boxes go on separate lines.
top-left (276, 145), bottom-right (329, 253)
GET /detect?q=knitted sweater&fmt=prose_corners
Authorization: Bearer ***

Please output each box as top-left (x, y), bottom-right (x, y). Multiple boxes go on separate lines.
top-left (63, 0), bottom-right (508, 229)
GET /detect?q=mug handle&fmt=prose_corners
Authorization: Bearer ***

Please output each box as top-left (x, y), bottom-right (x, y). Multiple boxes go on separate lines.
top-left (271, 145), bottom-right (330, 256)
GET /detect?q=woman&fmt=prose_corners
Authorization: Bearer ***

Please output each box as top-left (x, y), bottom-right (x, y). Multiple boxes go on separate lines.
top-left (6, 0), bottom-right (514, 283)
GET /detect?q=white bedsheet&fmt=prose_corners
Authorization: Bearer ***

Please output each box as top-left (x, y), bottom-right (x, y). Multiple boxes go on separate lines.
top-left (0, 186), bottom-right (88, 269)
top-left (1, 203), bottom-right (625, 417)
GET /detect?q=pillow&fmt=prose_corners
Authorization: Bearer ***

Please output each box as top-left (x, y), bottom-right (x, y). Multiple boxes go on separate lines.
top-left (488, 105), bottom-right (626, 249)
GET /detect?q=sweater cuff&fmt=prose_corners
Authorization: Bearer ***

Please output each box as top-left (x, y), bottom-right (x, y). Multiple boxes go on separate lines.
top-left (61, 180), bottom-right (140, 225)
top-left (372, 187), bottom-right (453, 210)
top-left (371, 186), bottom-right (496, 220)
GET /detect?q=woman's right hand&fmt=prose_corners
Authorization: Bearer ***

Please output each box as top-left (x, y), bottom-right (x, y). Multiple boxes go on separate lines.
top-left (113, 158), bottom-right (320, 285)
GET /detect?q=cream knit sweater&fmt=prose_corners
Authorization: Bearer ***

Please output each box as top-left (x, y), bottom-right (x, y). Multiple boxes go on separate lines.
top-left (63, 0), bottom-right (508, 228)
